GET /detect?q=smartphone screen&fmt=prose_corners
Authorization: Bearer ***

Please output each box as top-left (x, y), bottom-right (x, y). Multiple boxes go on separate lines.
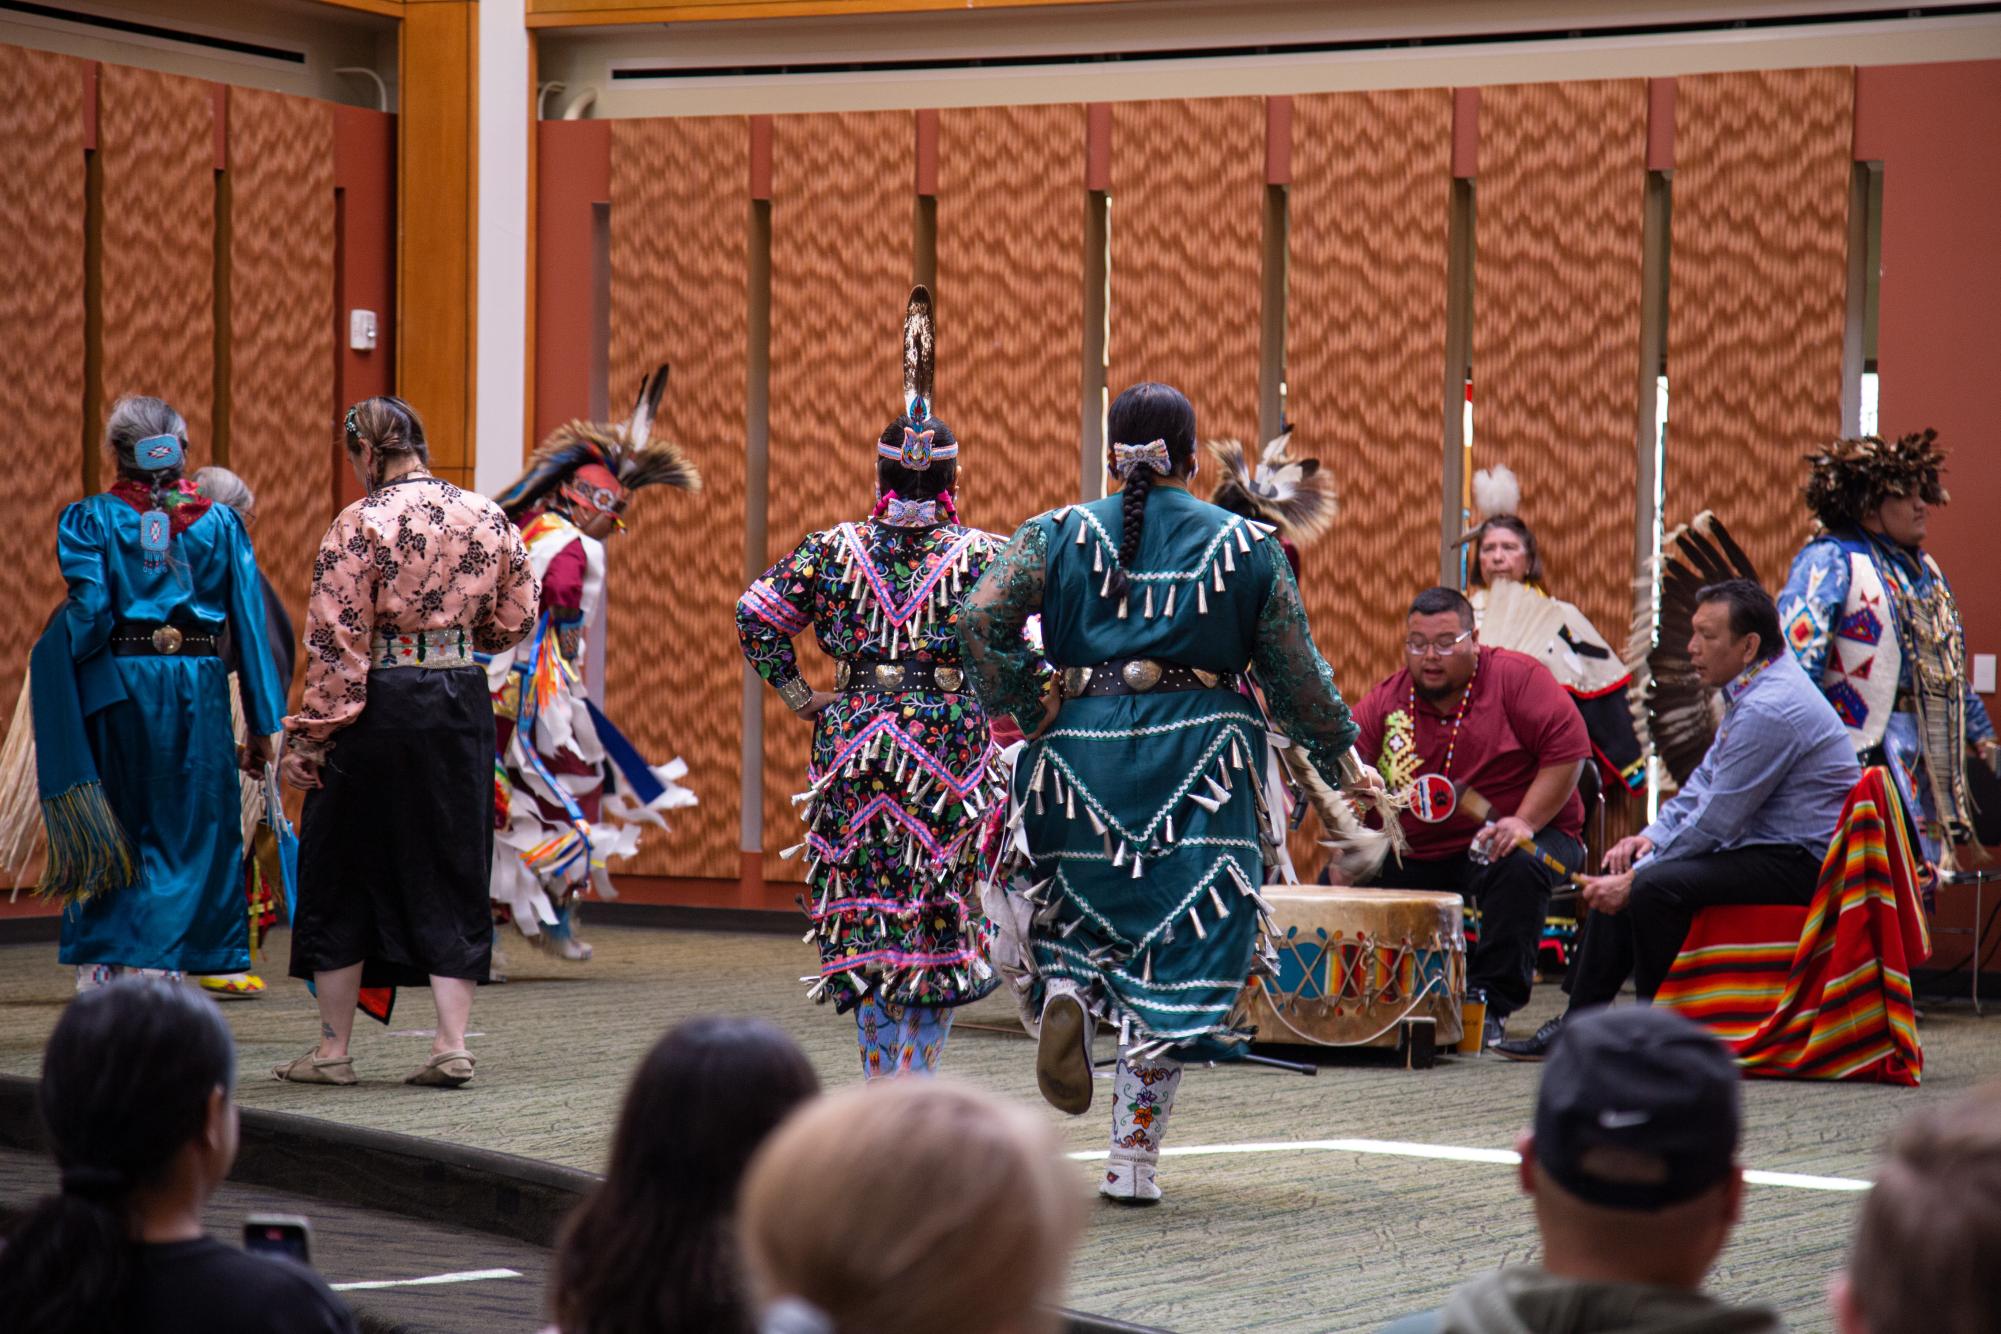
top-left (243, 1214), bottom-right (312, 1265)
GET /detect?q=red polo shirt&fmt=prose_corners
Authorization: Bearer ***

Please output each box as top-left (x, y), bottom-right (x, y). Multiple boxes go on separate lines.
top-left (1353, 645), bottom-right (1590, 861)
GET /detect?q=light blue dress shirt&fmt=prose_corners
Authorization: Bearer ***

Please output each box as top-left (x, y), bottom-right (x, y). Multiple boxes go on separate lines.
top-left (1642, 651), bottom-right (1859, 864)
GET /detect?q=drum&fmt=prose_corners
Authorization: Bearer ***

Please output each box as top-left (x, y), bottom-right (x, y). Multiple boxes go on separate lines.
top-left (1236, 886), bottom-right (1466, 1053)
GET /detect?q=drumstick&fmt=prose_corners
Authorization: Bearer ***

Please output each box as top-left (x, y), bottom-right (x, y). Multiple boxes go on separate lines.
top-left (1508, 836), bottom-right (1588, 887)
top-left (1459, 785), bottom-right (1588, 886)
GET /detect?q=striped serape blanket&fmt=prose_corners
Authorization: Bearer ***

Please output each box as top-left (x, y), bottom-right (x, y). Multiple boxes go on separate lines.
top-left (1657, 766), bottom-right (1930, 1086)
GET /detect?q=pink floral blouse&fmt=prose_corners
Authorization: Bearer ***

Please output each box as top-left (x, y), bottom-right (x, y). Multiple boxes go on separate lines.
top-left (283, 475), bottom-right (538, 755)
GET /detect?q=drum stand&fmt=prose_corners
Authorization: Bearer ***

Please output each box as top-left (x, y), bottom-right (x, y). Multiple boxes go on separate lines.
top-left (1091, 1052), bottom-right (1318, 1077)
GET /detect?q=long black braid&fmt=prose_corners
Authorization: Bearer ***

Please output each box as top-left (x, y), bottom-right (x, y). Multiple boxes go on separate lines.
top-left (1108, 468), bottom-right (1155, 601)
top-left (1104, 382), bottom-right (1198, 600)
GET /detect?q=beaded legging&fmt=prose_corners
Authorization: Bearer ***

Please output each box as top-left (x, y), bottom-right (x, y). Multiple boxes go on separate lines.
top-left (855, 995), bottom-right (955, 1079)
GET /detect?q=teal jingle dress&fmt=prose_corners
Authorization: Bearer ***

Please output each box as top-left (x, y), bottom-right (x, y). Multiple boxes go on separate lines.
top-left (959, 484), bottom-right (1359, 1061)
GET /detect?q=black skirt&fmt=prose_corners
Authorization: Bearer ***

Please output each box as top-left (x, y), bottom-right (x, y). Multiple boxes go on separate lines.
top-left (290, 666), bottom-right (495, 988)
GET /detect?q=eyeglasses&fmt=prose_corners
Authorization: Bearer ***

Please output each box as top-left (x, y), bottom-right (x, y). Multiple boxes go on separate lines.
top-left (1403, 631), bottom-right (1474, 657)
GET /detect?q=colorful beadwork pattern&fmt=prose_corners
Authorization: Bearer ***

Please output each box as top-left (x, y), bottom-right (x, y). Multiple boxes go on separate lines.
top-left (738, 518), bottom-right (1010, 1012)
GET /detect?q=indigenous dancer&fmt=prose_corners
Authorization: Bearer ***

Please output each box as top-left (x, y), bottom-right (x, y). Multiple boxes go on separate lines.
top-left (487, 366), bottom-right (701, 963)
top-left (31, 396), bottom-right (283, 990)
top-left (1461, 466), bottom-right (1645, 801)
top-left (1778, 430), bottom-right (1995, 867)
top-left (191, 465), bottom-right (295, 1001)
top-left (961, 382), bottom-right (1377, 1203)
top-left (737, 286), bottom-right (1007, 1080)
top-left (277, 397), bottom-right (536, 1089)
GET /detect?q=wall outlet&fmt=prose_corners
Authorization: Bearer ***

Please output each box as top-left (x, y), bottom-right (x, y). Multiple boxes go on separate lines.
top-left (1975, 654), bottom-right (1996, 695)
top-left (348, 309), bottom-right (378, 352)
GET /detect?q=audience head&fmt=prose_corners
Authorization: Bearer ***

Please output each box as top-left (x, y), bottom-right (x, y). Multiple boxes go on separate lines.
top-left (0, 979), bottom-right (238, 1334)
top-left (552, 1016), bottom-right (818, 1334)
top-left (1471, 514), bottom-right (1544, 588)
top-left (1518, 1006), bottom-right (1744, 1292)
top-left (1104, 382), bottom-right (1198, 601)
top-left (1834, 1084), bottom-right (2001, 1334)
top-left (740, 1079), bottom-right (1084, 1334)
top-left (343, 395), bottom-right (430, 493)
top-left (193, 466), bottom-right (256, 527)
top-left (1690, 579), bottom-right (1782, 688)
top-left (1405, 586), bottom-right (1479, 700)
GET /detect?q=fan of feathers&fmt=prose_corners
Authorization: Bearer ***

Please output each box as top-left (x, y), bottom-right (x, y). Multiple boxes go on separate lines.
top-left (1625, 512), bottom-right (1760, 789)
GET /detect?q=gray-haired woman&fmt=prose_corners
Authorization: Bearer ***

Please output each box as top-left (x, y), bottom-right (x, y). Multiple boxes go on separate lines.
top-left (34, 395), bottom-right (284, 988)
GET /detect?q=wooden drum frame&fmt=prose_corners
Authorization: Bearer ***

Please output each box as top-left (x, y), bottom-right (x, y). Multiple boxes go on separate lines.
top-left (1236, 886), bottom-right (1467, 1067)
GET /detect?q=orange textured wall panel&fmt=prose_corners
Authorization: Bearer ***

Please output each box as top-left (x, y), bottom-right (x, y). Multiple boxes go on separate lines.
top-left (934, 104), bottom-right (1086, 527)
top-left (606, 115), bottom-right (749, 880)
top-left (1287, 89), bottom-right (1454, 698)
top-left (762, 111), bottom-right (913, 880)
top-left (1107, 98), bottom-right (1264, 446)
top-left (0, 45), bottom-right (86, 724)
top-left (1473, 80), bottom-right (1648, 640)
top-left (227, 86), bottom-right (335, 705)
top-left (98, 65), bottom-right (216, 464)
top-left (1665, 68), bottom-right (1853, 583)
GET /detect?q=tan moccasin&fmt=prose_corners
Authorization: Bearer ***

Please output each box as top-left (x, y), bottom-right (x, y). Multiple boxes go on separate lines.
top-left (271, 1049), bottom-right (358, 1086)
top-left (404, 1049), bottom-right (475, 1088)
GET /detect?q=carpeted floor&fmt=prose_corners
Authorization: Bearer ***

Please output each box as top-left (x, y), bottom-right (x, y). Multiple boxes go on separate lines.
top-left (0, 923), bottom-right (1994, 1333)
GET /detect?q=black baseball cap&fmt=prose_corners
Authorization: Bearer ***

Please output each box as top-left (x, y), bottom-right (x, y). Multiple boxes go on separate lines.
top-left (1533, 1005), bottom-right (1742, 1211)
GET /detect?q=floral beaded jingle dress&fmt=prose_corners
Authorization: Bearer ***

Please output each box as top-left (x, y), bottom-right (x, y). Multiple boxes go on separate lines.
top-left (737, 510), bottom-right (1009, 1073)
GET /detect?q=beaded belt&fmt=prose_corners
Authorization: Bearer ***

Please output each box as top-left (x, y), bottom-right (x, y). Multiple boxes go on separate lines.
top-left (1060, 658), bottom-right (1238, 699)
top-left (110, 622), bottom-right (218, 657)
top-left (370, 628), bottom-right (475, 670)
top-left (834, 658), bottom-right (967, 694)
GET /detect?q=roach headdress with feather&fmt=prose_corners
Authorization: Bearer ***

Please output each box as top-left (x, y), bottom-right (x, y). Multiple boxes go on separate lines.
top-left (876, 285), bottom-right (959, 470)
top-left (1205, 433), bottom-right (1337, 545)
top-left (495, 363), bottom-right (701, 523)
top-left (1802, 430), bottom-right (1948, 533)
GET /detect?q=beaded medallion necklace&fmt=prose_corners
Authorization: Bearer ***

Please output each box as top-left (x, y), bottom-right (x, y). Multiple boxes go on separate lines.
top-left (1405, 650), bottom-right (1480, 822)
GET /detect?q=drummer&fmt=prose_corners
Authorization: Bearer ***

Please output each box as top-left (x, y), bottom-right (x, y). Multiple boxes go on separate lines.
top-left (1347, 588), bottom-right (1590, 1049)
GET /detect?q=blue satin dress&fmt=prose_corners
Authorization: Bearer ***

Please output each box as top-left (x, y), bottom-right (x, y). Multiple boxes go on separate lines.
top-left (56, 493), bottom-right (283, 973)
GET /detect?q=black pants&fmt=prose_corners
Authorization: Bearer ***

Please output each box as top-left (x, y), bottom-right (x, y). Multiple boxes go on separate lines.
top-left (1371, 827), bottom-right (1584, 1016)
top-left (1565, 843), bottom-right (1822, 1009)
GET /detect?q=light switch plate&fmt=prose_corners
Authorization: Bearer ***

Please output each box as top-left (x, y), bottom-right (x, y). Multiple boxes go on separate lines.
top-left (348, 309), bottom-right (378, 352)
top-left (1975, 654), bottom-right (1996, 695)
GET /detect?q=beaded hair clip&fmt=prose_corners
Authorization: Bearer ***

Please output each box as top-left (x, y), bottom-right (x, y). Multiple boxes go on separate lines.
top-left (1110, 439), bottom-right (1172, 479)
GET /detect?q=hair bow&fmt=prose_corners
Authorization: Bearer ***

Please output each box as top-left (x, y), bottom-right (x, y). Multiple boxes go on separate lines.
top-left (1111, 438), bottom-right (1172, 479)
top-left (877, 425), bottom-right (959, 471)
top-left (134, 434), bottom-right (184, 472)
top-left (882, 495), bottom-right (942, 527)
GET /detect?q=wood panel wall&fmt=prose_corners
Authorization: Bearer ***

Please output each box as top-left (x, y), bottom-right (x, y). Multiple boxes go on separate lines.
top-left (97, 65), bottom-right (216, 467)
top-left (227, 86), bottom-right (336, 701)
top-left (1665, 68), bottom-right (1854, 584)
top-left (762, 111), bottom-right (913, 880)
top-left (397, 1), bottom-right (477, 485)
top-left (1107, 98), bottom-right (1265, 447)
top-left (934, 104), bottom-right (1087, 529)
top-left (0, 46), bottom-right (86, 719)
top-left (1473, 80), bottom-right (1648, 640)
top-left (607, 115), bottom-right (750, 880)
top-left (1287, 89), bottom-right (1455, 697)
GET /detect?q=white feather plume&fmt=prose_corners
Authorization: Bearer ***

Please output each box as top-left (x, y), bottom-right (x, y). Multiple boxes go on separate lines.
top-left (1471, 464), bottom-right (1521, 520)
